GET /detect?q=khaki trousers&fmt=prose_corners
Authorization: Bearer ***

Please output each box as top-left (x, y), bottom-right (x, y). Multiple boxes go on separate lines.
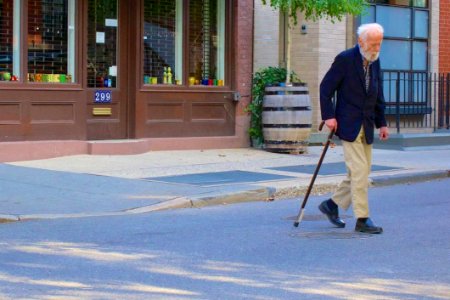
top-left (332, 127), bottom-right (372, 218)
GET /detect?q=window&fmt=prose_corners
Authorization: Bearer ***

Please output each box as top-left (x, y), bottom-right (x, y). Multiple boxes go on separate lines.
top-left (27, 0), bottom-right (76, 83)
top-left (87, 0), bottom-right (118, 88)
top-left (367, 0), bottom-right (427, 7)
top-left (188, 0), bottom-right (225, 86)
top-left (361, 2), bottom-right (429, 104)
top-left (142, 0), bottom-right (226, 86)
top-left (0, 0), bottom-right (20, 82)
top-left (143, 0), bottom-right (182, 85)
top-left (362, 4), bottom-right (429, 71)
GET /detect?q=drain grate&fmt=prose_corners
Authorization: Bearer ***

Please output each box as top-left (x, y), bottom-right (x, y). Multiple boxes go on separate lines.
top-left (289, 230), bottom-right (374, 240)
top-left (144, 170), bottom-right (295, 186)
top-left (284, 214), bottom-right (352, 222)
top-left (268, 162), bottom-right (400, 175)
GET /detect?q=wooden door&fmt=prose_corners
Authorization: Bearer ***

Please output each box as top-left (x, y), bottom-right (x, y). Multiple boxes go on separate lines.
top-left (86, 0), bottom-right (129, 139)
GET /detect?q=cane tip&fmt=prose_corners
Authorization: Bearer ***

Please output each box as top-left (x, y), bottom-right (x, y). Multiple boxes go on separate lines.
top-left (293, 222), bottom-right (299, 227)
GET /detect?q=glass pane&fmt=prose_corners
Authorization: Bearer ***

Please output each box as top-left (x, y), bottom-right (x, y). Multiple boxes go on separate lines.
top-left (143, 0), bottom-right (182, 85)
top-left (412, 0), bottom-right (427, 7)
top-left (0, 0), bottom-right (16, 81)
top-left (361, 5), bottom-right (375, 24)
top-left (412, 41), bottom-right (427, 71)
top-left (189, 0), bottom-right (225, 86)
top-left (369, 0), bottom-right (427, 6)
top-left (380, 40), bottom-right (411, 70)
top-left (87, 0), bottom-right (118, 88)
top-left (414, 10), bottom-right (428, 38)
top-left (377, 6), bottom-right (411, 38)
top-left (28, 0), bottom-right (74, 83)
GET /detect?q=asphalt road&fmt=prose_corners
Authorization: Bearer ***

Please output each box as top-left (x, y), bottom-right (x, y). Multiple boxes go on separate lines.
top-left (1, 178), bottom-right (449, 299)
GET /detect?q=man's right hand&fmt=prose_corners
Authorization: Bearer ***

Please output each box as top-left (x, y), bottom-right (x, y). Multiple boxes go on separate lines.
top-left (325, 118), bottom-right (337, 132)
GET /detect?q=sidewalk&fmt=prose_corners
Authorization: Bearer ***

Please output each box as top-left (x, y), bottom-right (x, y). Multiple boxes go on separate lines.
top-left (1, 145), bottom-right (449, 222)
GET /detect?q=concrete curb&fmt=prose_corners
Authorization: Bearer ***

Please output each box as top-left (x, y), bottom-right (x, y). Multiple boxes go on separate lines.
top-left (190, 187), bottom-right (275, 208)
top-left (0, 214), bottom-right (20, 223)
top-left (2, 169), bottom-right (449, 222)
top-left (273, 183), bottom-right (337, 200)
top-left (370, 170), bottom-right (450, 186)
top-left (124, 197), bottom-right (193, 214)
top-left (12, 198), bottom-right (193, 221)
top-left (123, 169), bottom-right (450, 212)
top-left (123, 187), bottom-right (276, 213)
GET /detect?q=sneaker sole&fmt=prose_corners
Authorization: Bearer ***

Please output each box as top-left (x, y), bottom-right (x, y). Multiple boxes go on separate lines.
top-left (355, 228), bottom-right (383, 234)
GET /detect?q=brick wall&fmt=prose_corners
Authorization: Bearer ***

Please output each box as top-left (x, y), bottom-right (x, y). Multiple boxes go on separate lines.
top-left (234, 0), bottom-right (253, 120)
top-left (252, 6), bottom-right (349, 131)
top-left (253, 0), bottom-right (280, 71)
top-left (290, 14), bottom-right (347, 130)
top-left (440, 0), bottom-right (450, 73)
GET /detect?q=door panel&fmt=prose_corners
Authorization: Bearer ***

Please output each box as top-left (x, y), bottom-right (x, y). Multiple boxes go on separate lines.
top-left (136, 91), bottom-right (235, 138)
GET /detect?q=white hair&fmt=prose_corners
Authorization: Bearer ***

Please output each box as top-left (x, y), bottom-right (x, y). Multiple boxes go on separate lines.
top-left (357, 23), bottom-right (384, 41)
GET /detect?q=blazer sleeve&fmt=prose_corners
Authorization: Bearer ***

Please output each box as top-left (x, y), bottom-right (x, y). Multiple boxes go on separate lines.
top-left (374, 62), bottom-right (387, 128)
top-left (320, 53), bottom-right (346, 120)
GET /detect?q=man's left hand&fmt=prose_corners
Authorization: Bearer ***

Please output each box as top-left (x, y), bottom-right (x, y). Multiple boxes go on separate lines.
top-left (379, 126), bottom-right (389, 140)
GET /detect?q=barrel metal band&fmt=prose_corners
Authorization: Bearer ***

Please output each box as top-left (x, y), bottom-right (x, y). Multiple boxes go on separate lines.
top-left (263, 124), bottom-right (312, 128)
top-left (264, 140), bottom-right (309, 145)
top-left (263, 107), bottom-right (311, 111)
top-left (264, 91), bottom-right (309, 95)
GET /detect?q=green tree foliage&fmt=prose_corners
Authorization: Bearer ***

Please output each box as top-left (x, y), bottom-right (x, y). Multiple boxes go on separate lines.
top-left (248, 0), bottom-right (367, 145)
top-left (261, 0), bottom-right (367, 24)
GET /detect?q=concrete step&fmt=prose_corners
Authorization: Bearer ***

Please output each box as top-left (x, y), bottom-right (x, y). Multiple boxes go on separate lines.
top-left (374, 132), bottom-right (450, 150)
top-left (309, 131), bottom-right (450, 151)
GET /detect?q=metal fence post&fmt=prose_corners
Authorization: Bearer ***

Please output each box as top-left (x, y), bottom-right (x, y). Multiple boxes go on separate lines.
top-left (395, 71), bottom-right (400, 133)
top-left (445, 73), bottom-right (450, 129)
top-left (432, 72), bottom-right (436, 131)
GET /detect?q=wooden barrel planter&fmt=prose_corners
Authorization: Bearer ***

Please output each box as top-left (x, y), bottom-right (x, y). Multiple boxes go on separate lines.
top-left (262, 84), bottom-right (312, 154)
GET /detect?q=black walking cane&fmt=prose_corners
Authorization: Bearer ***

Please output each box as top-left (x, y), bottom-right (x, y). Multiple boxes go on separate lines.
top-left (293, 121), bottom-right (335, 228)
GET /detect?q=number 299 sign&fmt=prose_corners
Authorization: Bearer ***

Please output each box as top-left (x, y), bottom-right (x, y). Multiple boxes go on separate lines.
top-left (94, 90), bottom-right (112, 103)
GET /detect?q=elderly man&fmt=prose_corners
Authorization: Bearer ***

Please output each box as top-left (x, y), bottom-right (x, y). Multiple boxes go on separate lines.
top-left (319, 23), bottom-right (389, 234)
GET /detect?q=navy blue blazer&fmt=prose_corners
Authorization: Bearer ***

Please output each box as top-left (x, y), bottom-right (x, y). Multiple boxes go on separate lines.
top-left (320, 45), bottom-right (387, 144)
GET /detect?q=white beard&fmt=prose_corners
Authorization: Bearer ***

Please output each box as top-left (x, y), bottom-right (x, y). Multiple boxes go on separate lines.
top-left (360, 47), bottom-right (379, 63)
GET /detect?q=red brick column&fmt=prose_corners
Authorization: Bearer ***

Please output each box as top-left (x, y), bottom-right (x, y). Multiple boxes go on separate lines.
top-left (440, 0), bottom-right (450, 74)
top-left (234, 0), bottom-right (254, 117)
top-left (232, 0), bottom-right (253, 146)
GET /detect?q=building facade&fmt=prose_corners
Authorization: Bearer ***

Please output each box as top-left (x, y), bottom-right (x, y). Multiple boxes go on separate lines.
top-left (254, 0), bottom-right (444, 134)
top-left (0, 0), bottom-right (253, 158)
top-left (440, 0), bottom-right (450, 73)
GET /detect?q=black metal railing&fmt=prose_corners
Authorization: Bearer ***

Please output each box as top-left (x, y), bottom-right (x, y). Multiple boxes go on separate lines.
top-left (437, 73), bottom-right (450, 130)
top-left (382, 71), bottom-right (450, 133)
